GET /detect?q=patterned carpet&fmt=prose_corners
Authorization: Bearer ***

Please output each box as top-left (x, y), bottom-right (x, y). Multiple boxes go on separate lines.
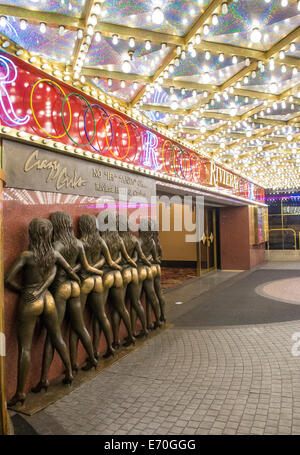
top-left (161, 267), bottom-right (198, 289)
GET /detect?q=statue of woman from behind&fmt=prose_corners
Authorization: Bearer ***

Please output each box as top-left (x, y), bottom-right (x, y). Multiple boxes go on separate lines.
top-left (6, 218), bottom-right (79, 406)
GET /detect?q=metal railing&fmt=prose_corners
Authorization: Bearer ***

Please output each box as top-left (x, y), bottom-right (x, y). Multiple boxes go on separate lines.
top-left (267, 228), bottom-right (297, 250)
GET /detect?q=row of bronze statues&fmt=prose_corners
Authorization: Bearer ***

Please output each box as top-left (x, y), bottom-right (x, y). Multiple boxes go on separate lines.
top-left (5, 212), bottom-right (166, 406)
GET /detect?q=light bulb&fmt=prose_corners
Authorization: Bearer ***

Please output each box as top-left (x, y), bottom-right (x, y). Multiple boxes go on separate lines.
top-left (203, 72), bottom-right (210, 83)
top-left (129, 37), bottom-right (135, 48)
top-left (281, 0), bottom-right (288, 6)
top-left (108, 78), bottom-right (112, 87)
top-left (219, 53), bottom-right (224, 62)
top-left (195, 34), bottom-right (201, 44)
top-left (121, 80), bottom-right (125, 88)
top-left (245, 58), bottom-right (250, 66)
top-left (281, 64), bottom-right (286, 73)
top-left (250, 27), bottom-right (262, 43)
top-left (0, 16), bottom-right (6, 27)
top-left (298, 0), bottom-right (300, 11)
top-left (152, 6), bottom-right (164, 25)
top-left (205, 50), bottom-right (210, 60)
top-left (122, 59), bottom-right (131, 73)
top-left (181, 50), bottom-right (186, 60)
top-left (95, 31), bottom-right (101, 42)
top-left (212, 14), bottom-right (218, 25)
top-left (188, 42), bottom-right (194, 53)
top-left (232, 55), bottom-right (237, 64)
top-left (290, 42), bottom-right (296, 52)
top-left (20, 19), bottom-right (27, 30)
top-left (40, 22), bottom-right (46, 33)
top-left (279, 50), bottom-right (285, 59)
top-left (77, 29), bottom-right (83, 39)
top-left (293, 67), bottom-right (298, 75)
top-left (175, 57), bottom-right (180, 66)
top-left (203, 24), bottom-right (209, 35)
top-left (171, 100), bottom-right (178, 110)
top-left (112, 34), bottom-right (118, 45)
top-left (222, 2), bottom-right (228, 14)
top-left (270, 82), bottom-right (277, 93)
top-left (145, 40), bottom-right (151, 50)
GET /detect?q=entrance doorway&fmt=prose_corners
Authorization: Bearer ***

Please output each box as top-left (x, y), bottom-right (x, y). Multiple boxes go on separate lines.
top-left (197, 207), bottom-right (218, 275)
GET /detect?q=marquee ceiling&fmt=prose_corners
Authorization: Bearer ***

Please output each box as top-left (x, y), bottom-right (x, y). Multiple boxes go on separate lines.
top-left (0, 0), bottom-right (300, 189)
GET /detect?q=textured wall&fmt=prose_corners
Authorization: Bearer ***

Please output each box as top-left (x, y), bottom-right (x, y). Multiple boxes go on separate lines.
top-left (220, 206), bottom-right (265, 270)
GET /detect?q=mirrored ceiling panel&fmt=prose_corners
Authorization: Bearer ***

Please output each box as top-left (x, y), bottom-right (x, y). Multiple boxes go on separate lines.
top-left (86, 36), bottom-right (172, 76)
top-left (0, 0), bottom-right (85, 16)
top-left (206, 0), bottom-right (300, 51)
top-left (170, 53), bottom-right (246, 85)
top-left (1, 16), bottom-right (76, 63)
top-left (206, 94), bottom-right (259, 116)
top-left (239, 65), bottom-right (300, 94)
top-left (90, 77), bottom-right (144, 102)
top-left (141, 109), bottom-right (178, 125)
top-left (102, 0), bottom-right (212, 36)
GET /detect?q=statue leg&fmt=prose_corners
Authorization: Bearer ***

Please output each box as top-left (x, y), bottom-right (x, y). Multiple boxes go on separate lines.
top-left (143, 278), bottom-right (161, 329)
top-left (146, 296), bottom-right (153, 330)
top-left (154, 273), bottom-right (166, 322)
top-left (111, 305), bottom-right (121, 349)
top-left (69, 277), bottom-right (93, 372)
top-left (127, 281), bottom-right (148, 337)
top-left (68, 280), bottom-right (96, 369)
top-left (89, 292), bottom-right (114, 357)
top-left (109, 271), bottom-right (135, 346)
top-left (32, 285), bottom-right (69, 392)
top-left (92, 316), bottom-right (101, 358)
top-left (8, 310), bottom-right (38, 406)
top-left (43, 291), bottom-right (73, 384)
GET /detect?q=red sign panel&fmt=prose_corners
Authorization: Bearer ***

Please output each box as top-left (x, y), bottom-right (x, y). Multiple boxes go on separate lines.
top-left (0, 51), bottom-right (264, 202)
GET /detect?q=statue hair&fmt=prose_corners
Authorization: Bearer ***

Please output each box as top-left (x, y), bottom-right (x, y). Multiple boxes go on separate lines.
top-left (28, 218), bottom-right (55, 278)
top-left (50, 212), bottom-right (78, 258)
top-left (79, 214), bottom-right (102, 252)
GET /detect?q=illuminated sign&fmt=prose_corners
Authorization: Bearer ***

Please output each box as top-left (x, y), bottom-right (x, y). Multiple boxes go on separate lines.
top-left (0, 52), bottom-right (265, 203)
top-left (140, 131), bottom-right (161, 170)
top-left (0, 55), bottom-right (29, 126)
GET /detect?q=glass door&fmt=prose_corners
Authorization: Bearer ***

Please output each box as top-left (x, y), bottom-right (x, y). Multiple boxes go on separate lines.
top-left (197, 208), bottom-right (217, 275)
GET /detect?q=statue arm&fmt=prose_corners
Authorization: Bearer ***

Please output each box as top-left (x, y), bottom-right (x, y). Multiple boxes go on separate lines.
top-left (150, 240), bottom-right (161, 264)
top-left (97, 239), bottom-right (121, 270)
top-left (115, 252), bottom-right (122, 264)
top-left (5, 252), bottom-right (28, 292)
top-left (78, 241), bottom-right (103, 276)
top-left (32, 267), bottom-right (57, 299)
top-left (135, 241), bottom-right (151, 266)
top-left (120, 239), bottom-right (137, 268)
top-left (55, 251), bottom-right (81, 283)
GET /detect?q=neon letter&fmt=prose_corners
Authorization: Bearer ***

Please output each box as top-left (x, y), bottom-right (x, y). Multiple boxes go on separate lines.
top-left (0, 55), bottom-right (29, 126)
top-left (140, 131), bottom-right (161, 170)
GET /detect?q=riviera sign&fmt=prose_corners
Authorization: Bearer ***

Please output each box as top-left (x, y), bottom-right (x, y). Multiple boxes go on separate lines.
top-left (0, 52), bottom-right (264, 203)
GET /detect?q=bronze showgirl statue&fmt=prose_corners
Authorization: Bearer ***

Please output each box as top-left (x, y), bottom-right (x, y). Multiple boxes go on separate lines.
top-left (100, 223), bottom-right (137, 349)
top-left (32, 212), bottom-right (102, 393)
top-left (151, 225), bottom-right (166, 323)
top-left (5, 218), bottom-right (79, 406)
top-left (118, 214), bottom-right (151, 338)
top-left (139, 221), bottom-right (162, 330)
top-left (69, 214), bottom-right (121, 367)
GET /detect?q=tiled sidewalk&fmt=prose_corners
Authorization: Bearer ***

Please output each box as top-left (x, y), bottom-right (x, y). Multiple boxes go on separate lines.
top-left (10, 267), bottom-right (300, 435)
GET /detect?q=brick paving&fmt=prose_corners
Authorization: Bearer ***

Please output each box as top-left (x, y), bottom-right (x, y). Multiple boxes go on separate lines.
top-left (11, 267), bottom-right (300, 435)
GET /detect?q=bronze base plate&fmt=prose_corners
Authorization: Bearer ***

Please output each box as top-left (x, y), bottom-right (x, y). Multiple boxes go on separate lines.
top-left (9, 323), bottom-right (172, 416)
